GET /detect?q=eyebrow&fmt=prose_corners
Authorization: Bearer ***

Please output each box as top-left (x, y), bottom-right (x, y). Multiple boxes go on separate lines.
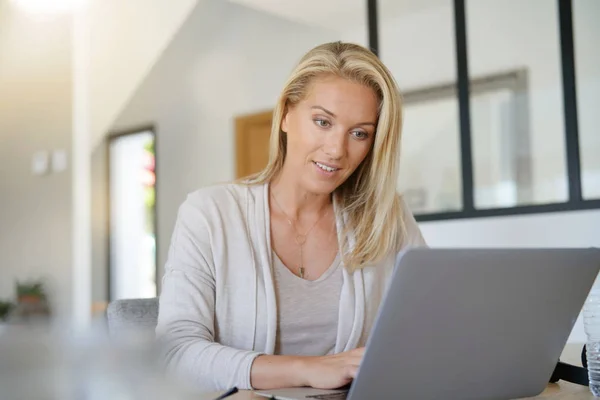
top-left (311, 105), bottom-right (336, 117)
top-left (311, 105), bottom-right (376, 127)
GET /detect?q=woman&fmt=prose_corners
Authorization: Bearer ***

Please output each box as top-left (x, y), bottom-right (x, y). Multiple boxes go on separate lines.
top-left (155, 41), bottom-right (427, 393)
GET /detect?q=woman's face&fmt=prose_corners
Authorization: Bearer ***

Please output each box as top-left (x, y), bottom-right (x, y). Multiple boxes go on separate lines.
top-left (282, 75), bottom-right (378, 195)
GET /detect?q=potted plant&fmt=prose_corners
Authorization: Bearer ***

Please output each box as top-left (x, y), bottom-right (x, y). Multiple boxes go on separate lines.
top-left (16, 280), bottom-right (47, 305)
top-left (0, 300), bottom-right (14, 322)
top-left (13, 280), bottom-right (51, 320)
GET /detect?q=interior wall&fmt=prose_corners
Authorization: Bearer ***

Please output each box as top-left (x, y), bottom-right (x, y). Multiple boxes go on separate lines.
top-left (89, 0), bottom-right (198, 149)
top-left (0, 3), bottom-right (73, 320)
top-left (98, 0), bottom-right (340, 294)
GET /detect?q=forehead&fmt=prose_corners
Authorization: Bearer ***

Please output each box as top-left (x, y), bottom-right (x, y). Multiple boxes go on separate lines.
top-left (302, 75), bottom-right (378, 120)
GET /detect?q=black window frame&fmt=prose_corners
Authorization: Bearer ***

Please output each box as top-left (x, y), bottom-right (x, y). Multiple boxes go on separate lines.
top-left (366, 0), bottom-right (600, 222)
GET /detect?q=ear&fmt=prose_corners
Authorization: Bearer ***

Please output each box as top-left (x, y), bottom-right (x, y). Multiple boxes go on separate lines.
top-left (281, 107), bottom-right (290, 133)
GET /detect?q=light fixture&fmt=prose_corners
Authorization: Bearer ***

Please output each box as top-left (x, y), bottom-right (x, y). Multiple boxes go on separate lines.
top-left (10, 0), bottom-right (86, 14)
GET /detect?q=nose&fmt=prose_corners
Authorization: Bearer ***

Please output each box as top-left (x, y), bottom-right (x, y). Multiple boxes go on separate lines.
top-left (323, 130), bottom-right (346, 160)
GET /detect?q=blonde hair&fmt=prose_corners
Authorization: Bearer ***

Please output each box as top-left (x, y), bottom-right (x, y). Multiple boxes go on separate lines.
top-left (245, 41), bottom-right (406, 271)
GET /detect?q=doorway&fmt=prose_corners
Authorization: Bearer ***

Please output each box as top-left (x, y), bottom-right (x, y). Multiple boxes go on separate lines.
top-left (108, 128), bottom-right (157, 301)
top-left (235, 110), bottom-right (273, 179)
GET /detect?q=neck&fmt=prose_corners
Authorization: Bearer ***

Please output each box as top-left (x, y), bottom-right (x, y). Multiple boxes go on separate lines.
top-left (270, 167), bottom-right (331, 220)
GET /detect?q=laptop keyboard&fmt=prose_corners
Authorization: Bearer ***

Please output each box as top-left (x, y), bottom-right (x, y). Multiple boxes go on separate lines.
top-left (305, 392), bottom-right (348, 400)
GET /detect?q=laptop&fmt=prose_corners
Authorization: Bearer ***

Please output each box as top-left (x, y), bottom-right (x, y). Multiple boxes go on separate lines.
top-left (255, 248), bottom-right (600, 400)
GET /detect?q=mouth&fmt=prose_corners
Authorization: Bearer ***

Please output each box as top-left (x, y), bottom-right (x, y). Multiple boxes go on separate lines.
top-left (313, 161), bottom-right (341, 173)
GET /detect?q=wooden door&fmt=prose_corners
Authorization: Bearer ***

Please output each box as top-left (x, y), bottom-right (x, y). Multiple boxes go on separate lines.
top-left (235, 110), bottom-right (273, 179)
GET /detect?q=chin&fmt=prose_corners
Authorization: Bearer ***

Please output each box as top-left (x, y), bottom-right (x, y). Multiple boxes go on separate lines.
top-left (302, 176), bottom-right (343, 196)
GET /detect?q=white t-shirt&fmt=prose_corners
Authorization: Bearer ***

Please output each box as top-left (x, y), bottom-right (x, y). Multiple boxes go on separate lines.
top-left (272, 251), bottom-right (343, 356)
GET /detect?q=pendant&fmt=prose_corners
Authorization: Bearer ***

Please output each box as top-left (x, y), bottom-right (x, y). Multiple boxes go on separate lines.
top-left (298, 267), bottom-right (305, 279)
top-left (295, 235), bottom-right (306, 245)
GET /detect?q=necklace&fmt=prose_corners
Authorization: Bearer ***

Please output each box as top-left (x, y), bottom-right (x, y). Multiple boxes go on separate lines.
top-left (270, 191), bottom-right (330, 279)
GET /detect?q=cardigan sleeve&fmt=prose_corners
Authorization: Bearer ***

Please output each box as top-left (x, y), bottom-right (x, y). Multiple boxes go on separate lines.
top-left (155, 196), bottom-right (262, 393)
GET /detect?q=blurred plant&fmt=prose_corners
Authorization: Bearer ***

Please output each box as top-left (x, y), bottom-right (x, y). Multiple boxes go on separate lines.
top-left (13, 280), bottom-right (51, 321)
top-left (142, 137), bottom-right (156, 235)
top-left (16, 280), bottom-right (47, 304)
top-left (0, 300), bottom-right (14, 321)
top-left (143, 138), bottom-right (155, 156)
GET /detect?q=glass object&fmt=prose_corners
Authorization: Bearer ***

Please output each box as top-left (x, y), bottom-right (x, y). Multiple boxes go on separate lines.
top-left (467, 0), bottom-right (568, 207)
top-left (573, 0), bottom-right (600, 200)
top-left (583, 275), bottom-right (600, 396)
top-left (470, 71), bottom-right (532, 209)
top-left (400, 93), bottom-right (462, 214)
top-left (379, 0), bottom-right (462, 214)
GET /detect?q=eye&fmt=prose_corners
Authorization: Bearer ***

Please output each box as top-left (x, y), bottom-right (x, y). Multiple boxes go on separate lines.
top-left (352, 130), bottom-right (369, 140)
top-left (314, 118), bottom-right (331, 128)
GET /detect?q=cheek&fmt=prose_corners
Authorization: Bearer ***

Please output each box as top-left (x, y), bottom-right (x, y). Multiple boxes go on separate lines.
top-left (348, 141), bottom-right (373, 167)
top-left (286, 120), bottom-right (319, 161)
top-left (290, 119), bottom-right (321, 148)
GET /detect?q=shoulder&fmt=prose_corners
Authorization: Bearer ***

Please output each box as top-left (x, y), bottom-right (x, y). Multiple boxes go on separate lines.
top-left (180, 182), bottom-right (265, 217)
top-left (169, 182), bottom-right (266, 258)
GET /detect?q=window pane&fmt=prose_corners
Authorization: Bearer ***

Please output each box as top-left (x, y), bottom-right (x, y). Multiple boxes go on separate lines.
top-left (109, 131), bottom-right (156, 300)
top-left (470, 72), bottom-right (532, 208)
top-left (574, 0), bottom-right (600, 200)
top-left (380, 0), bottom-right (462, 214)
top-left (467, 0), bottom-right (568, 209)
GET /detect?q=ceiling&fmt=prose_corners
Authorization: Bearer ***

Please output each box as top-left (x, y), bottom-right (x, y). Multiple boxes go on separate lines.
top-left (227, 0), bottom-right (448, 31)
top-left (88, 0), bottom-right (198, 148)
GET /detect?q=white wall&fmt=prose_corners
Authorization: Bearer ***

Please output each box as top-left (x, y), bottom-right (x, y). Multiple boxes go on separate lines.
top-left (0, 0), bottom-right (201, 324)
top-left (89, 0), bottom-right (198, 149)
top-left (0, 3), bottom-right (73, 320)
top-left (108, 0), bottom-right (340, 283)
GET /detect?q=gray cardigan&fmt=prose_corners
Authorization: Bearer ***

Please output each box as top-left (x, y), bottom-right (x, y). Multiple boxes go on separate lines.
top-left (155, 183), bottom-right (426, 392)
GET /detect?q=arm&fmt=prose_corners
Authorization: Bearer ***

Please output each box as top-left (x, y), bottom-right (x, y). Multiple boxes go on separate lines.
top-left (250, 349), bottom-right (364, 390)
top-left (250, 355), bottom-right (308, 388)
top-left (156, 199), bottom-right (262, 392)
top-left (157, 196), bottom-right (364, 392)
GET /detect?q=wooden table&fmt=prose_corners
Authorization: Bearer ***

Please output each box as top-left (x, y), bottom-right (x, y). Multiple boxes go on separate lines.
top-left (202, 381), bottom-right (594, 399)
top-left (526, 382), bottom-right (594, 399)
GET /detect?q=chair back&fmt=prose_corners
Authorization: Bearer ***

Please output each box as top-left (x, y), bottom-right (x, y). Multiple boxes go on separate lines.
top-left (106, 297), bottom-right (159, 336)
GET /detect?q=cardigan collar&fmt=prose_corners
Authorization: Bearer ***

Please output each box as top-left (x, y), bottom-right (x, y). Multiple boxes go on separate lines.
top-left (251, 182), bottom-right (366, 354)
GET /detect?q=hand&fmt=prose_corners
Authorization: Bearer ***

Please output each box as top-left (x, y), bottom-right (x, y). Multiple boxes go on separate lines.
top-left (301, 347), bottom-right (365, 389)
